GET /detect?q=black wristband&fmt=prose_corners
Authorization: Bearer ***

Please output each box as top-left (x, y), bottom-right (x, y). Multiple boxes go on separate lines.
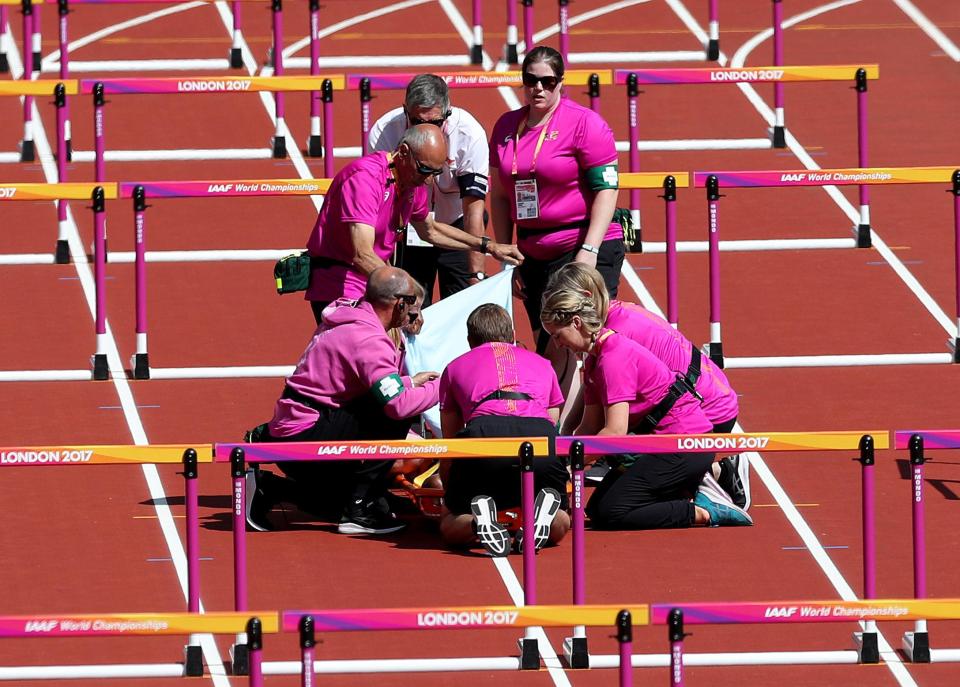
top-left (479, 236), bottom-right (490, 254)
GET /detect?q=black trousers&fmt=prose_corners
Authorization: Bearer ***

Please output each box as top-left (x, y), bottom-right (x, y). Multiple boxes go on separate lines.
top-left (586, 451), bottom-right (714, 530)
top-left (519, 238), bottom-right (625, 354)
top-left (261, 395), bottom-right (412, 516)
top-left (444, 415), bottom-right (569, 515)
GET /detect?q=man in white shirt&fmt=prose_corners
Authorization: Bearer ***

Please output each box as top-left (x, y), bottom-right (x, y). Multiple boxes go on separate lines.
top-left (369, 74), bottom-right (490, 306)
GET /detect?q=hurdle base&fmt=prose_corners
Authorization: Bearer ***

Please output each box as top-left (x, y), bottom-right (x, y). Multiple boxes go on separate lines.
top-left (772, 126), bottom-right (786, 149)
top-left (230, 47), bottom-right (243, 69)
top-left (231, 642), bottom-right (249, 676)
top-left (950, 337), bottom-right (959, 363)
top-left (470, 45), bottom-right (483, 64)
top-left (92, 354), bottom-right (109, 381)
top-left (133, 353), bottom-right (150, 380)
top-left (506, 44), bottom-right (519, 65)
top-left (307, 134), bottom-right (323, 158)
top-left (705, 341), bottom-right (724, 369)
top-left (0, 52), bottom-right (9, 73)
top-left (903, 631), bottom-right (930, 663)
top-left (707, 39), bottom-right (720, 61)
top-left (563, 636), bottom-right (590, 669)
top-left (517, 637), bottom-right (539, 670)
top-left (184, 644), bottom-right (204, 677)
top-left (853, 631), bottom-right (879, 664)
top-left (272, 135), bottom-right (287, 159)
top-left (20, 139), bottom-right (36, 163)
top-left (55, 239), bottom-right (70, 265)
top-left (855, 223), bottom-right (872, 248)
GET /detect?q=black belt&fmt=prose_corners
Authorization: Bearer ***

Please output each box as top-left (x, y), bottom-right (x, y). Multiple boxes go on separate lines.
top-left (632, 376), bottom-right (690, 435)
top-left (683, 347), bottom-right (704, 400)
top-left (516, 218), bottom-right (589, 238)
top-left (310, 255), bottom-right (352, 270)
top-left (281, 384), bottom-right (328, 413)
top-left (472, 389), bottom-right (532, 413)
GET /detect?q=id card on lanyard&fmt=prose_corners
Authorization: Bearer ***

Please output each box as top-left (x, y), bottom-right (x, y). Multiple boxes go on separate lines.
top-left (511, 110), bottom-right (554, 221)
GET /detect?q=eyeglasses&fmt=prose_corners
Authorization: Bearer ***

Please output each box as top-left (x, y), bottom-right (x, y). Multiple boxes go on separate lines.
top-left (414, 159), bottom-right (444, 177)
top-left (409, 112), bottom-right (450, 128)
top-left (521, 72), bottom-right (561, 90)
top-left (394, 293), bottom-right (418, 305)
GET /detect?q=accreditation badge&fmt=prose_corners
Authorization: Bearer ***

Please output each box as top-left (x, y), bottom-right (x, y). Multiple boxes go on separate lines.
top-left (514, 178), bottom-right (539, 220)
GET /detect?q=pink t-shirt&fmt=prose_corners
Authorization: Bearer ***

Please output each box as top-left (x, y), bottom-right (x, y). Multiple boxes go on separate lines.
top-left (305, 152), bottom-right (430, 303)
top-left (583, 330), bottom-right (712, 435)
top-left (606, 301), bottom-right (738, 425)
top-left (269, 300), bottom-right (439, 436)
top-left (489, 97), bottom-right (622, 260)
top-left (439, 342), bottom-right (564, 425)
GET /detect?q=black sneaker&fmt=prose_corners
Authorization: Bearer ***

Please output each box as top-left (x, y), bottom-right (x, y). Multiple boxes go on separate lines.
top-left (717, 456), bottom-right (747, 509)
top-left (244, 468), bottom-right (274, 532)
top-left (338, 502), bottom-right (406, 535)
top-left (584, 457), bottom-right (611, 483)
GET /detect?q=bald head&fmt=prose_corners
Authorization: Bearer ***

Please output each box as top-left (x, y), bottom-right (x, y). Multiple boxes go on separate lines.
top-left (366, 266), bottom-right (412, 305)
top-left (398, 124), bottom-right (447, 170)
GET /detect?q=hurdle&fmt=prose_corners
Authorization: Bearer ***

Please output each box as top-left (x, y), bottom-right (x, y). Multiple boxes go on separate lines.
top-left (0, 611), bottom-right (277, 680)
top-left (0, 444), bottom-right (214, 676)
top-left (894, 430), bottom-right (960, 663)
top-left (618, 173), bottom-right (688, 326)
top-left (616, 65), bottom-right (877, 243)
top-left (555, 431), bottom-right (889, 668)
top-left (275, 604), bottom-right (645, 677)
top-left (691, 166), bottom-right (959, 369)
top-left (114, 177), bottom-right (330, 380)
top-left (77, 75), bottom-right (344, 174)
top-left (346, 69), bottom-right (612, 156)
top-left (651, 598), bottom-right (960, 675)
top-left (215, 437), bottom-right (560, 674)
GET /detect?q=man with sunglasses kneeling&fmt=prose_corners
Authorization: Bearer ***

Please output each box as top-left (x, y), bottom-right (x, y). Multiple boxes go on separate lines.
top-left (305, 123), bottom-right (522, 325)
top-left (369, 74), bottom-right (491, 306)
top-left (247, 266), bottom-right (440, 535)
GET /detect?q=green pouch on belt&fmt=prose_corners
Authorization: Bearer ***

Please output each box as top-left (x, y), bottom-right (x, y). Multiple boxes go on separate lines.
top-left (613, 207), bottom-right (640, 253)
top-left (274, 252), bottom-right (312, 294)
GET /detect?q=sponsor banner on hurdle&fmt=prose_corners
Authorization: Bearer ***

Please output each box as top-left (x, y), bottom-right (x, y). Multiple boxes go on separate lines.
top-left (650, 599), bottom-right (960, 625)
top-left (282, 604), bottom-right (649, 632)
top-left (894, 429), bottom-right (960, 450)
top-left (0, 612), bottom-right (279, 637)
top-left (214, 438), bottom-right (550, 462)
top-left (692, 167), bottom-right (958, 188)
top-left (619, 172), bottom-right (689, 189)
top-left (78, 75), bottom-right (346, 95)
top-left (0, 81), bottom-right (80, 97)
top-left (117, 179), bottom-right (331, 199)
top-left (0, 444), bottom-right (208, 467)
top-left (614, 65), bottom-right (878, 85)
top-left (346, 69), bottom-right (612, 90)
top-left (556, 431), bottom-right (889, 456)
top-left (0, 183), bottom-right (119, 201)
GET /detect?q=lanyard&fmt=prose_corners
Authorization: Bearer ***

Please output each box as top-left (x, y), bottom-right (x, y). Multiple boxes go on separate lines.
top-left (511, 108), bottom-right (555, 178)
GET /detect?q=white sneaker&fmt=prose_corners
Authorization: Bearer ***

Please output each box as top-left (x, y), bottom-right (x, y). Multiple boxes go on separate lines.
top-left (515, 487), bottom-right (562, 553)
top-left (471, 495), bottom-right (510, 557)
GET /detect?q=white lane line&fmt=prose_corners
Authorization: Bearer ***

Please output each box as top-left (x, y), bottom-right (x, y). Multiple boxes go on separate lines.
top-left (663, 2), bottom-right (927, 684)
top-left (5, 30), bottom-right (230, 687)
top-left (891, 0), bottom-right (960, 61)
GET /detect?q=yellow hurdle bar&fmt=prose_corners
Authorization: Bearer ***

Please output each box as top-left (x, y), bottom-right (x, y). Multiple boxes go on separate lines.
top-left (0, 183), bottom-right (119, 201)
top-left (620, 172), bottom-right (690, 189)
top-left (0, 81), bottom-right (80, 96)
top-left (0, 612), bottom-right (280, 637)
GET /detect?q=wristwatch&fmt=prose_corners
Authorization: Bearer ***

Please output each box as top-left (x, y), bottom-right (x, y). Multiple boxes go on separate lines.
top-left (580, 243), bottom-right (600, 255)
top-left (470, 271), bottom-right (486, 281)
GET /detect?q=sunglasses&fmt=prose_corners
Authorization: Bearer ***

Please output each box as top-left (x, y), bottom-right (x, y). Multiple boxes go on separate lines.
top-left (414, 159), bottom-right (444, 177)
top-left (409, 111), bottom-right (450, 128)
top-left (521, 72), bottom-right (561, 90)
top-left (394, 293), bottom-right (418, 305)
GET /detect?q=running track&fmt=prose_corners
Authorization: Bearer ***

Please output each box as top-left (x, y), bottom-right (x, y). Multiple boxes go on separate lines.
top-left (0, 1), bottom-right (958, 685)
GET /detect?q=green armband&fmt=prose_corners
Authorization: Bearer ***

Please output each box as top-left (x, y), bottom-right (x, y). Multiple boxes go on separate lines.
top-left (586, 164), bottom-right (619, 191)
top-left (371, 373), bottom-right (405, 406)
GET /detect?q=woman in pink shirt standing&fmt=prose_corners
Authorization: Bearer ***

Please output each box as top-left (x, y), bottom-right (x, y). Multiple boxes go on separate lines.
top-left (540, 288), bottom-right (751, 530)
top-left (488, 46), bottom-right (625, 407)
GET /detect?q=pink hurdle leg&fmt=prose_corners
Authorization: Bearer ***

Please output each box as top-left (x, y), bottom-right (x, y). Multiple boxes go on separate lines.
top-left (518, 442), bottom-right (539, 670)
top-left (857, 435), bottom-right (879, 664)
top-left (92, 186), bottom-right (108, 380)
top-left (558, 0), bottom-right (569, 63)
top-left (470, 0), bottom-right (483, 63)
top-left (706, 176), bottom-right (723, 367)
top-left (772, 0), bottom-right (786, 147)
top-left (707, 0), bottom-right (719, 60)
top-left (307, 0), bottom-right (322, 157)
top-left (230, 1), bottom-right (243, 67)
top-left (618, 610), bottom-right (633, 687)
top-left (271, 0), bottom-right (286, 158)
top-left (855, 68), bottom-right (872, 247)
top-left (21, 5), bottom-right (35, 162)
top-left (521, 0), bottom-right (534, 54)
top-left (133, 186), bottom-right (149, 379)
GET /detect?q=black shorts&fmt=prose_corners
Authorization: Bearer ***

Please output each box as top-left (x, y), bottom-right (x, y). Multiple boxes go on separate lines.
top-left (444, 415), bottom-right (569, 515)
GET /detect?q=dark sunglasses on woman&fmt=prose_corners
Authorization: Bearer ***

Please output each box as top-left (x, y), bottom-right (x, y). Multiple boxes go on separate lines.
top-left (522, 73), bottom-right (560, 90)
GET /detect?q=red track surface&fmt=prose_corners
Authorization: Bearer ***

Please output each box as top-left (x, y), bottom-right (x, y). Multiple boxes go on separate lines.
top-left (1, 1), bottom-right (959, 685)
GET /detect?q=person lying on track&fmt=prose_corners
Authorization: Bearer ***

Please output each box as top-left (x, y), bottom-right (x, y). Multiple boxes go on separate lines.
top-left (305, 123), bottom-right (522, 325)
top-left (544, 263), bottom-right (749, 508)
top-left (245, 266), bottom-right (440, 535)
top-left (540, 288), bottom-right (752, 530)
top-left (437, 303), bottom-right (570, 556)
